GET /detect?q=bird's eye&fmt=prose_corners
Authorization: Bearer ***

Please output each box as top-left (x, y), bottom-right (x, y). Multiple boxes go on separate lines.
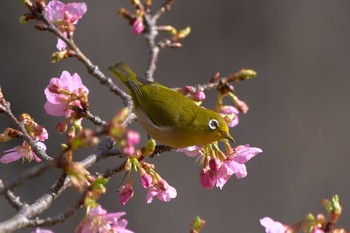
top-left (208, 119), bottom-right (219, 130)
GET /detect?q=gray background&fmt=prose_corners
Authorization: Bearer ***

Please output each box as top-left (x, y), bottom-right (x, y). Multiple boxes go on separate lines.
top-left (1, 0), bottom-right (350, 232)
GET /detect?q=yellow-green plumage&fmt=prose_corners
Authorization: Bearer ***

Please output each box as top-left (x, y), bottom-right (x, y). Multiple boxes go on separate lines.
top-left (108, 62), bottom-right (234, 148)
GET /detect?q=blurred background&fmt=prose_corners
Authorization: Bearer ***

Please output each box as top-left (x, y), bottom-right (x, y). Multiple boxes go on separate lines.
top-left (1, 0), bottom-right (350, 232)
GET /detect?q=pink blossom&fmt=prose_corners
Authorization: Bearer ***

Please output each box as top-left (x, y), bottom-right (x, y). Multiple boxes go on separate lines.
top-left (260, 217), bottom-right (287, 233)
top-left (76, 205), bottom-right (133, 233)
top-left (31, 228), bottom-right (55, 233)
top-left (119, 183), bottom-right (134, 205)
top-left (140, 173), bottom-right (152, 189)
top-left (146, 180), bottom-right (177, 204)
top-left (200, 145), bottom-right (262, 189)
top-left (45, 0), bottom-right (87, 25)
top-left (0, 142), bottom-right (46, 164)
top-left (132, 17), bottom-right (144, 34)
top-left (215, 145), bottom-right (262, 189)
top-left (45, 0), bottom-right (87, 50)
top-left (44, 70), bottom-right (88, 118)
top-left (218, 105), bottom-right (239, 128)
top-left (176, 146), bottom-right (204, 157)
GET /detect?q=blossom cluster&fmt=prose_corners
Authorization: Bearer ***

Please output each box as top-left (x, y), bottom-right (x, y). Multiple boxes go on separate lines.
top-left (178, 144), bottom-right (262, 189)
top-left (260, 195), bottom-right (345, 233)
top-left (119, 152), bottom-right (177, 205)
top-left (0, 114), bottom-right (48, 163)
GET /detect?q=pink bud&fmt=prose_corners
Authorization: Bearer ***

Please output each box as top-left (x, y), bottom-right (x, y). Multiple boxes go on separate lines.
top-left (126, 130), bottom-right (140, 146)
top-left (209, 158), bottom-right (221, 172)
top-left (235, 99), bottom-right (249, 114)
top-left (133, 17), bottom-right (144, 34)
top-left (140, 173), bottom-right (152, 189)
top-left (193, 91), bottom-right (206, 101)
top-left (199, 168), bottom-right (215, 190)
top-left (181, 85), bottom-right (194, 94)
top-left (119, 183), bottom-right (134, 205)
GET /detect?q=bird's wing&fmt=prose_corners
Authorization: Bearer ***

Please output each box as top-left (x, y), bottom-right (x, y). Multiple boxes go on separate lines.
top-left (128, 80), bottom-right (196, 128)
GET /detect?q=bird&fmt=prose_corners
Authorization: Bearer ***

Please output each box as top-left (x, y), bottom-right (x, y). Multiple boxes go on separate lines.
top-left (108, 62), bottom-right (234, 148)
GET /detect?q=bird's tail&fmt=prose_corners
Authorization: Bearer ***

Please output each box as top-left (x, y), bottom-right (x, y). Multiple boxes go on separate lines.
top-left (108, 62), bottom-right (138, 86)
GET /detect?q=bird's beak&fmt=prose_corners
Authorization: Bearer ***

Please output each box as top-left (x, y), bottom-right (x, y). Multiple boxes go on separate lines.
top-left (222, 131), bottom-right (235, 143)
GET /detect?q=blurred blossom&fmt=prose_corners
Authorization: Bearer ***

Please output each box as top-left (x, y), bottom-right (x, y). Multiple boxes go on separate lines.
top-left (31, 228), bottom-right (55, 233)
top-left (133, 17), bottom-right (144, 34)
top-left (192, 91), bottom-right (206, 102)
top-left (146, 179), bottom-right (177, 204)
top-left (0, 141), bottom-right (46, 164)
top-left (260, 217), bottom-right (287, 233)
top-left (217, 105), bottom-right (239, 128)
top-left (312, 228), bottom-right (325, 233)
top-left (76, 205), bottom-right (133, 233)
top-left (44, 70), bottom-right (88, 119)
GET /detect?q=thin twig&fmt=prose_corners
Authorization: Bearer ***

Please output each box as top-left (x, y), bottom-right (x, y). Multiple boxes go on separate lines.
top-left (84, 110), bottom-right (108, 127)
top-left (0, 179), bottom-right (27, 211)
top-left (144, 0), bottom-right (175, 81)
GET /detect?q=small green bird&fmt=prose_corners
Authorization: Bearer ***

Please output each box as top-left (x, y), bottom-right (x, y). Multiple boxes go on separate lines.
top-left (108, 62), bottom-right (234, 148)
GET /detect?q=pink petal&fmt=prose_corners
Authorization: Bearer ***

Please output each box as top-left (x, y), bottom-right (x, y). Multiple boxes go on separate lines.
top-left (44, 100), bottom-right (66, 116)
top-left (65, 2), bottom-right (87, 24)
top-left (234, 145), bottom-right (262, 164)
top-left (56, 37), bottom-right (67, 50)
top-left (0, 147), bottom-right (23, 163)
top-left (146, 186), bottom-right (158, 204)
top-left (223, 159), bottom-right (247, 179)
top-left (68, 72), bottom-right (84, 92)
top-left (45, 0), bottom-right (65, 22)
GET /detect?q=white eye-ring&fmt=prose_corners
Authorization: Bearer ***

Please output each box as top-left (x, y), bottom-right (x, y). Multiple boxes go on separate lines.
top-left (208, 119), bottom-right (219, 130)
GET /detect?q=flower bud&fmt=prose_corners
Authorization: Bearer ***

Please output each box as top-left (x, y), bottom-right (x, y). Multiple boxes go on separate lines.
top-left (51, 50), bottom-right (69, 63)
top-left (133, 17), bottom-right (144, 34)
top-left (190, 216), bottom-right (206, 233)
top-left (199, 168), bottom-right (215, 190)
top-left (176, 26), bottom-right (191, 39)
top-left (141, 139), bottom-right (156, 157)
top-left (119, 181), bottom-right (134, 205)
top-left (209, 158), bottom-right (221, 172)
top-left (192, 91), bottom-right (206, 102)
top-left (140, 171), bottom-right (152, 189)
top-left (234, 69), bottom-right (257, 81)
